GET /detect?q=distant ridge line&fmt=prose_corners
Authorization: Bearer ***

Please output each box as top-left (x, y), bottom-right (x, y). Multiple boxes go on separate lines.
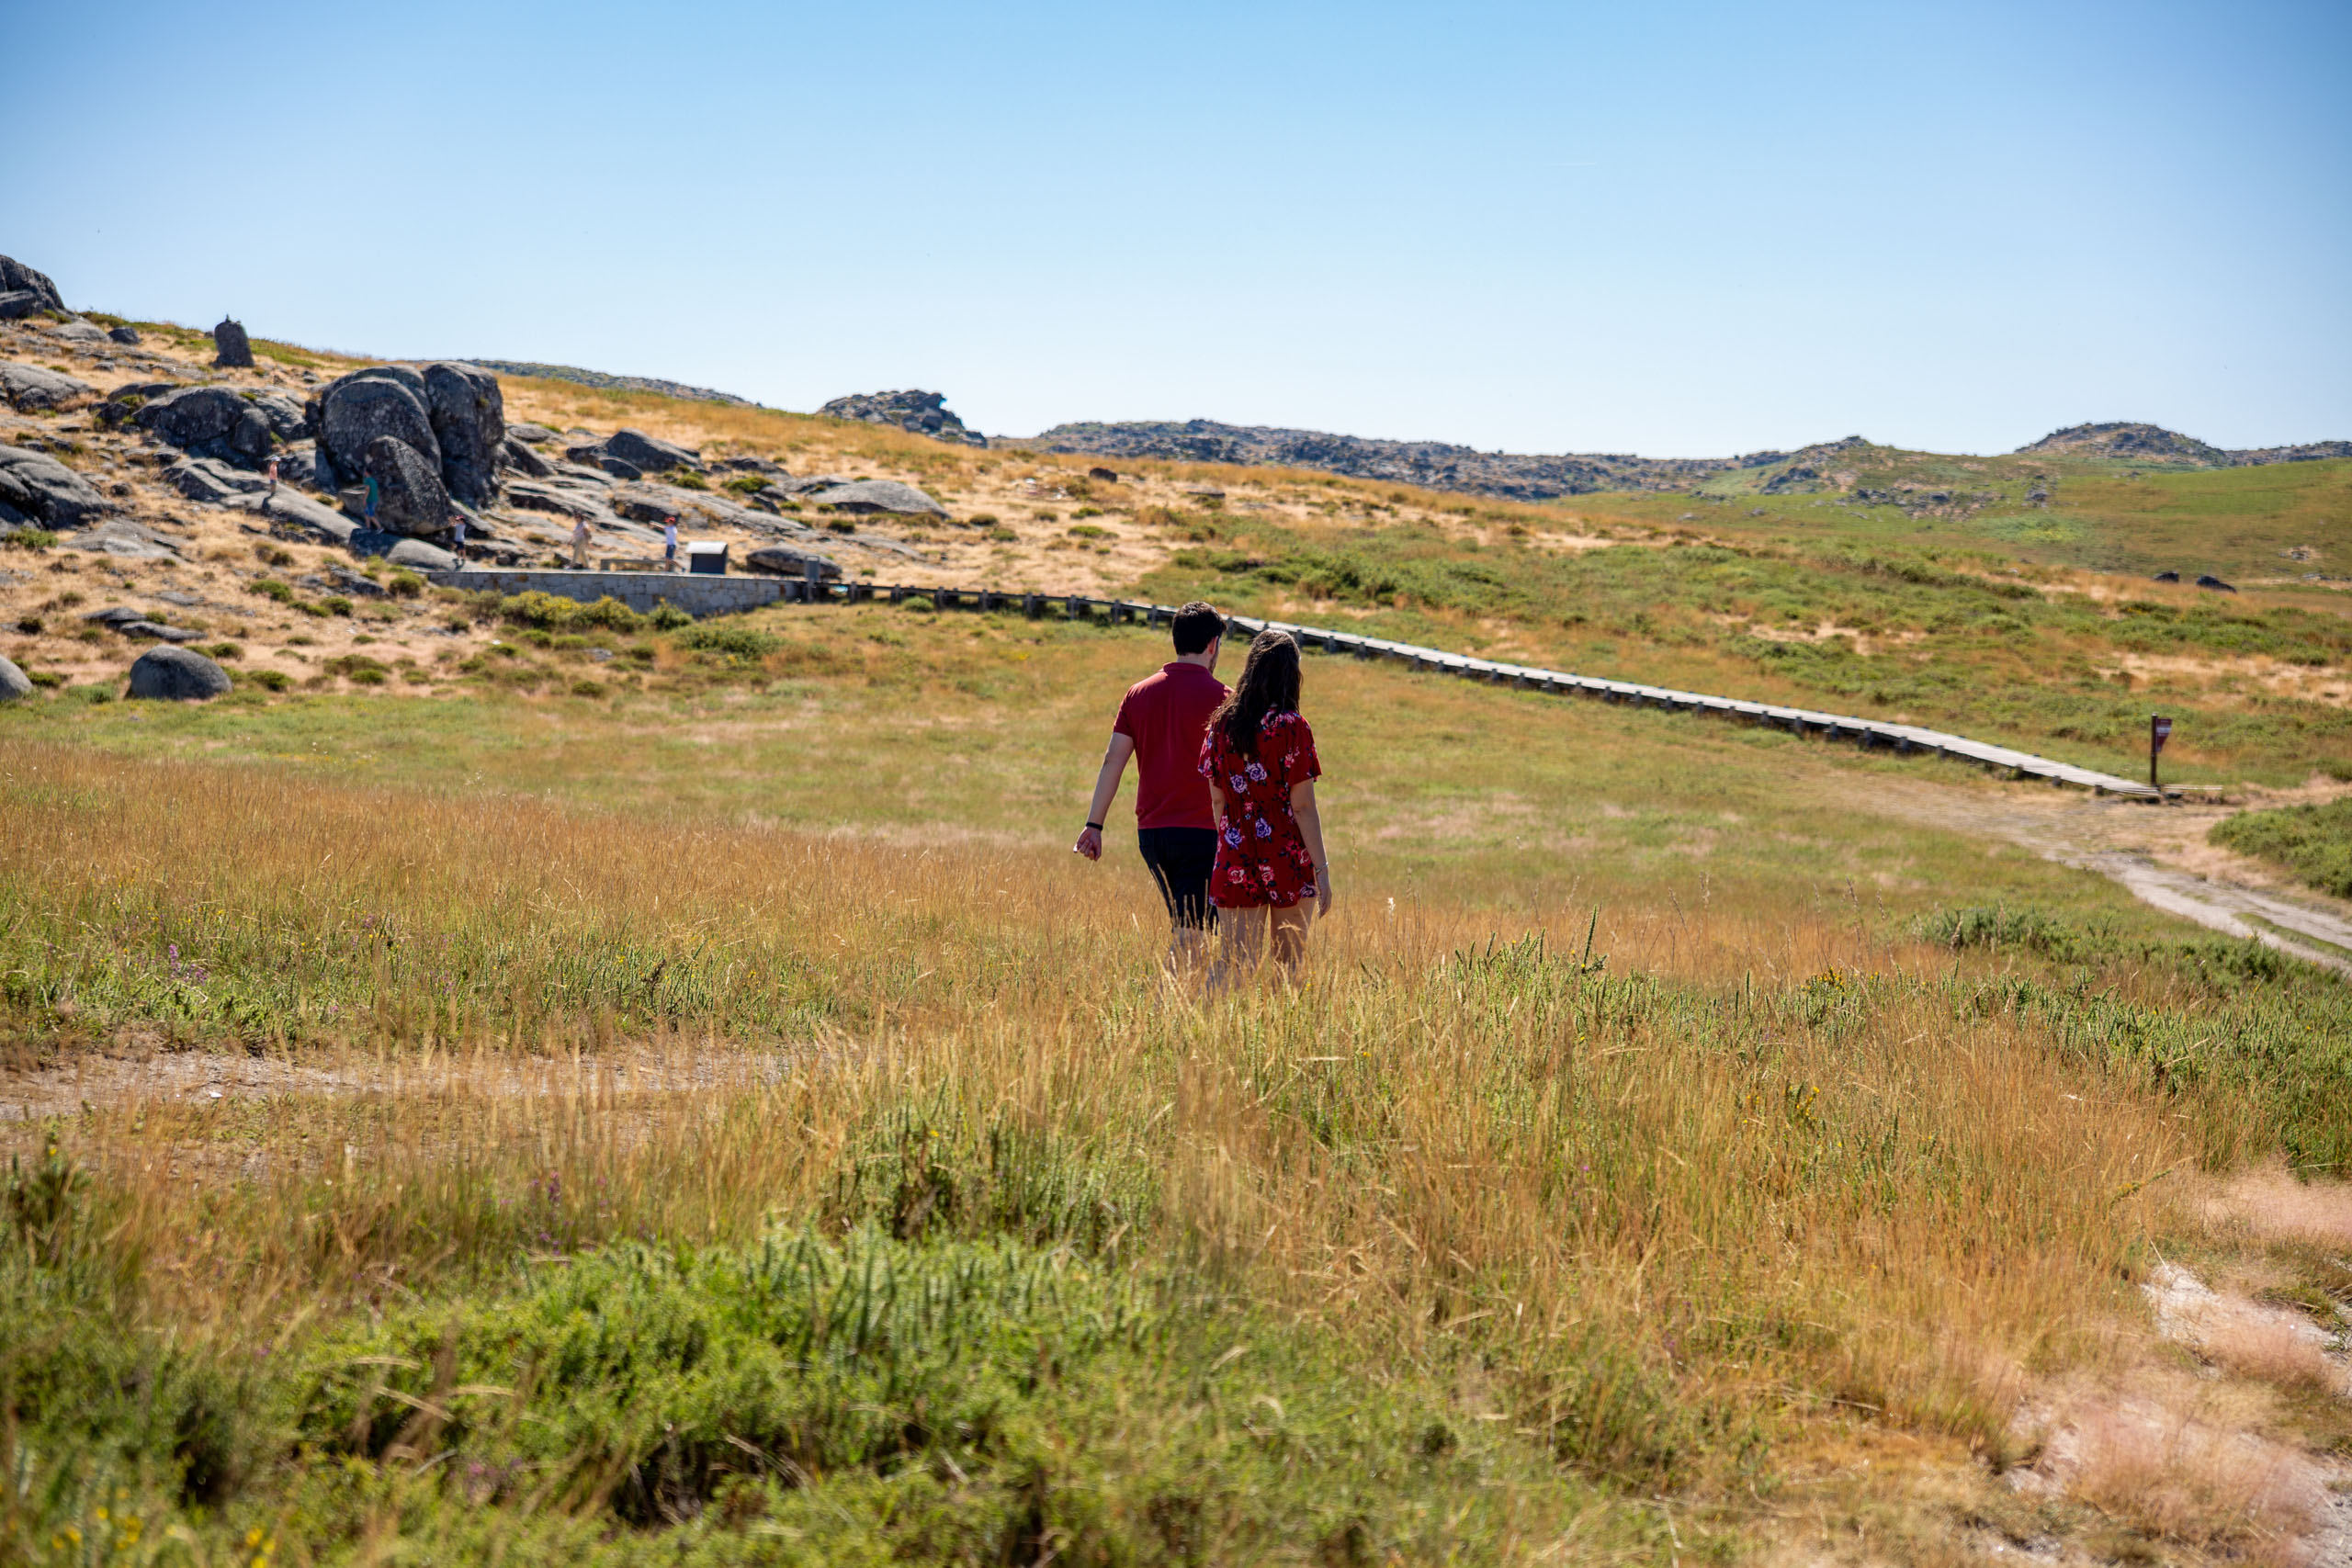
top-left (470, 361), bottom-right (759, 408)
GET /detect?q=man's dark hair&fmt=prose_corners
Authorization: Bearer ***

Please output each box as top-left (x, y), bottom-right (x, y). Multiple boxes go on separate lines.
top-left (1171, 601), bottom-right (1225, 657)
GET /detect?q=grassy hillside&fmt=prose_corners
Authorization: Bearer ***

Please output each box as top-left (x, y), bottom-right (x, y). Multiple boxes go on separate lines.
top-left (6, 615), bottom-right (2352, 1562)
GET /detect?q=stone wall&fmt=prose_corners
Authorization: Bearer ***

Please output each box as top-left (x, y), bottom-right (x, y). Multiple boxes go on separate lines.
top-left (424, 569), bottom-right (783, 617)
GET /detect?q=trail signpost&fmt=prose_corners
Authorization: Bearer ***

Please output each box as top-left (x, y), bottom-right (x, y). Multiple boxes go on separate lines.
top-left (2150, 715), bottom-right (2173, 790)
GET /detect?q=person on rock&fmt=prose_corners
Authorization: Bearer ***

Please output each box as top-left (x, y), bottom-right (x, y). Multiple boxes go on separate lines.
top-left (571, 515), bottom-right (591, 569)
top-left (1075, 602), bottom-right (1228, 973)
top-left (663, 516), bottom-right (679, 571)
top-left (1200, 628), bottom-right (1331, 986)
top-left (263, 455), bottom-right (279, 503)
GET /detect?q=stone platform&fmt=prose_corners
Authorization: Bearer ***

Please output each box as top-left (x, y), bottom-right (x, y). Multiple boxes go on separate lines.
top-left (424, 569), bottom-right (783, 618)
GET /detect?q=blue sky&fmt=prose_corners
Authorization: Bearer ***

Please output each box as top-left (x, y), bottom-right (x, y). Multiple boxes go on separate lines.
top-left (10, 1), bottom-right (2348, 457)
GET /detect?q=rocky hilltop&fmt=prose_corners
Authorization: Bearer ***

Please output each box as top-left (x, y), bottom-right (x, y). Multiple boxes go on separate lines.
top-left (819, 389), bottom-right (985, 448)
top-left (2015, 421), bottom-right (2352, 468)
top-left (1029, 414), bottom-right (2352, 502)
top-left (1026, 420), bottom-right (1894, 502)
top-left (468, 361), bottom-right (756, 407)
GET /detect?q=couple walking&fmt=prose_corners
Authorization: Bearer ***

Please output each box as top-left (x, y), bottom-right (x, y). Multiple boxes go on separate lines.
top-left (1075, 602), bottom-right (1332, 980)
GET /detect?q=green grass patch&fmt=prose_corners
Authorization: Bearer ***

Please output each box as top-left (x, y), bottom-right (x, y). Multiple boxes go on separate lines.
top-left (2211, 799), bottom-right (2352, 897)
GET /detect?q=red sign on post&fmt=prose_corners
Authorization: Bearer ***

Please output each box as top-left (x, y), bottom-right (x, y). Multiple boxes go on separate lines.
top-left (2150, 715), bottom-right (2172, 790)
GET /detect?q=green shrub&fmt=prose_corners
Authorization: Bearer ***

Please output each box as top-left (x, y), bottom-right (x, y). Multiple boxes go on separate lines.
top-left (253, 579), bottom-right (295, 604)
top-left (322, 654), bottom-right (390, 685)
top-left (724, 476), bottom-right (771, 494)
top-left (672, 471), bottom-right (709, 491)
top-left (675, 622), bottom-right (781, 660)
top-left (648, 603), bottom-right (693, 631)
top-left (386, 570), bottom-right (424, 599)
top-left (198, 642), bottom-right (242, 660)
top-left (321, 596), bottom-right (354, 617)
top-left (0, 528), bottom-right (57, 551)
top-left (249, 670), bottom-right (290, 693)
top-left (28, 670), bottom-right (63, 689)
top-left (2212, 799), bottom-right (2352, 898)
top-left (497, 592), bottom-right (647, 634)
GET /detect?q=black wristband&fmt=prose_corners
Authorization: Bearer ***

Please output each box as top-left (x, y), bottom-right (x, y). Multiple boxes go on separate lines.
top-left (1085, 820), bottom-right (1103, 832)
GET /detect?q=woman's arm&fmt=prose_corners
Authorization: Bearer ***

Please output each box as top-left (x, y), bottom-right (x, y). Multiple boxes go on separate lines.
top-left (1208, 778), bottom-right (1229, 829)
top-left (1292, 780), bottom-right (1333, 918)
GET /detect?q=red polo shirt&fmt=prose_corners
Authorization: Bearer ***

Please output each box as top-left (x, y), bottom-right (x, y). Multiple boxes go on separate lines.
top-left (1112, 661), bottom-right (1227, 831)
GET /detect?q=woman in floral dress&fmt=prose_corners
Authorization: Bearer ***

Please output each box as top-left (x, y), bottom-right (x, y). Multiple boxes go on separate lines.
top-left (1198, 629), bottom-right (1332, 982)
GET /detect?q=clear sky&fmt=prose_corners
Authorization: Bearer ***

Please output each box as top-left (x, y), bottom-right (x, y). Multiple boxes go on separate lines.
top-left (10, 1), bottom-right (2348, 457)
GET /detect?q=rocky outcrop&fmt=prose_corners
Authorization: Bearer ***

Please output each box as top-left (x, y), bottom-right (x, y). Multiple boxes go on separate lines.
top-left (107, 325), bottom-right (141, 346)
top-left (361, 435), bottom-right (450, 536)
top-left (802, 479), bottom-right (949, 516)
top-left (465, 361), bottom-right (755, 407)
top-left (57, 520), bottom-right (181, 559)
top-left (0, 257), bottom-right (64, 313)
top-left (743, 545), bottom-right (842, 580)
top-left (2014, 423), bottom-right (2352, 468)
top-left (498, 435), bottom-right (552, 479)
top-left (581, 428), bottom-right (702, 474)
top-left (0, 361), bottom-right (94, 412)
top-left (423, 362), bottom-right (504, 504)
top-left (132, 386), bottom-right (300, 468)
top-left (820, 389), bottom-right (985, 447)
top-left (212, 319), bottom-right (254, 368)
top-left (310, 369), bottom-right (441, 481)
top-left (0, 445), bottom-right (113, 529)
top-left (127, 646), bottom-right (231, 701)
top-left (1032, 419), bottom-right (1783, 501)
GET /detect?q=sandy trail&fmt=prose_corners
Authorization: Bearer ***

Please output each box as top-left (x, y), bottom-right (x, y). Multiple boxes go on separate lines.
top-left (1858, 775), bottom-right (2352, 976)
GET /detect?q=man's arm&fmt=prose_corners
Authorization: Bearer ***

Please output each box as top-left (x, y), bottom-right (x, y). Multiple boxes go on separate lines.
top-left (1073, 732), bottom-right (1136, 861)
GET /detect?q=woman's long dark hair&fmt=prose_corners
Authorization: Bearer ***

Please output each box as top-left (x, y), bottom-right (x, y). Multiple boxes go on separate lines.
top-left (1210, 629), bottom-right (1302, 757)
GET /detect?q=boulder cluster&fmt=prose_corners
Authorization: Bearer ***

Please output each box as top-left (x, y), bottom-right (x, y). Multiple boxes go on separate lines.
top-left (819, 389), bottom-right (986, 448)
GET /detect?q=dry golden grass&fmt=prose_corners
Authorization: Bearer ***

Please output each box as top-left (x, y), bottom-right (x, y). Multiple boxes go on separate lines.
top-left (11, 737), bottom-right (2340, 1560)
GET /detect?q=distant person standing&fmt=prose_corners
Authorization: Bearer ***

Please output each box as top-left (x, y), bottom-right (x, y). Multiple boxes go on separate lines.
top-left (571, 516), bottom-right (591, 568)
top-left (1075, 601), bottom-right (1228, 971)
top-left (1200, 628), bottom-right (1331, 986)
top-left (663, 516), bottom-right (679, 570)
top-left (263, 455), bottom-right (279, 502)
top-left (362, 474), bottom-right (379, 527)
top-left (450, 513), bottom-right (467, 549)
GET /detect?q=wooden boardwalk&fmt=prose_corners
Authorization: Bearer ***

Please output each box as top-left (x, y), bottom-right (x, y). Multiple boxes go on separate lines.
top-left (534, 570), bottom-right (2168, 802)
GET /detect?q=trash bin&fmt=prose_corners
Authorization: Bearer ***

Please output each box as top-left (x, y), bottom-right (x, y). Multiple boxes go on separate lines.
top-left (686, 542), bottom-right (728, 575)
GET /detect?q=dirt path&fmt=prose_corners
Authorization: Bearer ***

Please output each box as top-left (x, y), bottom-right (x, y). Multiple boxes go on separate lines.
top-left (1857, 775), bottom-right (2352, 976)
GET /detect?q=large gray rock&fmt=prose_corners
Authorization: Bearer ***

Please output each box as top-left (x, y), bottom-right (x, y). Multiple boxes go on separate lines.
top-left (0, 257), bottom-right (64, 312)
top-left (803, 479), bottom-right (948, 516)
top-left (166, 456), bottom-right (266, 504)
top-left (604, 428), bottom-right (702, 472)
top-left (128, 646), bottom-right (231, 701)
top-left (0, 293), bottom-right (50, 321)
top-left (107, 324), bottom-right (141, 345)
top-left (498, 435), bottom-right (552, 479)
top-left (361, 435), bottom-right (450, 536)
top-left (230, 487), bottom-right (356, 544)
top-left (0, 653), bottom-right (30, 702)
top-left (0, 361), bottom-right (94, 412)
top-left (818, 389), bottom-right (987, 447)
top-left (742, 545), bottom-right (842, 580)
top-left (424, 362), bottom-right (504, 504)
top-left (348, 532), bottom-right (459, 570)
top-left (311, 371), bottom-right (439, 485)
top-left (134, 386), bottom-right (275, 467)
top-left (211, 318), bottom-right (254, 368)
top-left (0, 445), bottom-right (113, 527)
top-left (58, 519), bottom-right (180, 559)
top-left (506, 421), bottom-right (557, 445)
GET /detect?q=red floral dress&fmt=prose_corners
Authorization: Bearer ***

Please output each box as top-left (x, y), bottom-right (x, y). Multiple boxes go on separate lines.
top-left (1198, 711), bottom-right (1322, 908)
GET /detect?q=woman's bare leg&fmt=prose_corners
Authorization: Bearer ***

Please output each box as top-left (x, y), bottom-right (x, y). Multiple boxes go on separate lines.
top-left (1210, 906), bottom-right (1266, 994)
top-left (1271, 904), bottom-right (1311, 978)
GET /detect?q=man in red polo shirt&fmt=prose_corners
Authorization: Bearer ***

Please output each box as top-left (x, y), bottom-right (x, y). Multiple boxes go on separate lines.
top-left (1075, 602), bottom-right (1228, 968)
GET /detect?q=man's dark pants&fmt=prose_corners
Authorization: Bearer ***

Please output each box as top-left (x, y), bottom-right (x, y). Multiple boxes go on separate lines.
top-left (1136, 826), bottom-right (1218, 929)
